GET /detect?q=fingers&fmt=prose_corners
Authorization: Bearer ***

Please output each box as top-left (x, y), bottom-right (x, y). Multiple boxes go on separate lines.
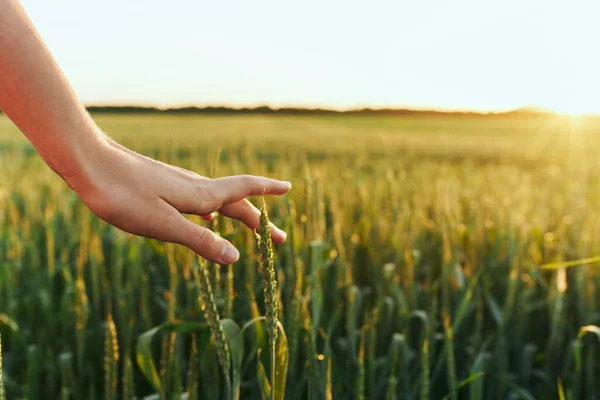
top-left (173, 215), bottom-right (240, 264)
top-left (95, 197), bottom-right (239, 264)
top-left (209, 175), bottom-right (291, 206)
top-left (219, 199), bottom-right (288, 244)
top-left (201, 213), bottom-right (215, 221)
top-left (154, 172), bottom-right (291, 257)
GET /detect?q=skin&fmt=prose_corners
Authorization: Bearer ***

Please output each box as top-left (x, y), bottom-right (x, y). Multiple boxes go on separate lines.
top-left (0, 0), bottom-right (290, 264)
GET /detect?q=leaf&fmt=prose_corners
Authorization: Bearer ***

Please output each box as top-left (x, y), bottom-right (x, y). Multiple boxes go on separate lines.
top-left (221, 319), bottom-right (244, 400)
top-left (257, 349), bottom-right (272, 400)
top-left (242, 294), bottom-right (268, 374)
top-left (410, 310), bottom-right (429, 328)
top-left (0, 314), bottom-right (18, 333)
top-left (440, 372), bottom-right (484, 400)
top-left (273, 322), bottom-right (289, 400)
top-left (501, 379), bottom-right (536, 400)
top-left (575, 325), bottom-right (600, 371)
top-left (541, 255), bottom-right (600, 270)
top-left (409, 310), bottom-right (430, 343)
top-left (253, 322), bottom-right (289, 400)
top-left (309, 241), bottom-right (325, 341)
top-left (484, 292), bottom-right (503, 327)
top-left (247, 289), bottom-right (268, 358)
top-left (135, 321), bottom-right (206, 393)
top-left (241, 316), bottom-right (268, 370)
top-left (346, 285), bottom-right (362, 360)
top-left (469, 351), bottom-right (489, 400)
top-left (142, 394), bottom-right (190, 400)
top-left (483, 373), bottom-right (535, 400)
top-left (241, 316), bottom-right (267, 334)
top-left (453, 270), bottom-right (484, 332)
top-left (557, 379), bottom-right (566, 400)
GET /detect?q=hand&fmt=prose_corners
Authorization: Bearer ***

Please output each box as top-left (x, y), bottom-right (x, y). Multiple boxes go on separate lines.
top-left (0, 1), bottom-right (291, 264)
top-left (70, 137), bottom-right (291, 264)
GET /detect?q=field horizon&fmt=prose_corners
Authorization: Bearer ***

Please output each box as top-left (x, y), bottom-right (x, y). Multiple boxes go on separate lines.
top-left (1, 104), bottom-right (578, 117)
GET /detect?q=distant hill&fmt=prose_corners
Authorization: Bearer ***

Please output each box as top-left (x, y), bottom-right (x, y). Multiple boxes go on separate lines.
top-left (82, 105), bottom-right (555, 117)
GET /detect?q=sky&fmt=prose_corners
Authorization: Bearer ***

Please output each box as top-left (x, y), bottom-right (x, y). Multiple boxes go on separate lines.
top-left (20, 0), bottom-right (600, 113)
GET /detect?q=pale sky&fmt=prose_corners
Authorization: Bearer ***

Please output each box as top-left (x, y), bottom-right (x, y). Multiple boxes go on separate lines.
top-left (20, 0), bottom-right (600, 113)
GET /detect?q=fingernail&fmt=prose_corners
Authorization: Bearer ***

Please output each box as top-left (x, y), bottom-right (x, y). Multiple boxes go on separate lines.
top-left (221, 244), bottom-right (240, 264)
top-left (270, 222), bottom-right (287, 239)
top-left (276, 227), bottom-right (287, 240)
top-left (282, 181), bottom-right (292, 190)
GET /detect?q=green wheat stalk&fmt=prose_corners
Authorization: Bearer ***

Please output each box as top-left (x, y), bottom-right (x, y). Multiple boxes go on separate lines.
top-left (356, 329), bottom-right (366, 400)
top-left (255, 197), bottom-right (279, 398)
top-left (193, 259), bottom-right (231, 393)
top-left (104, 312), bottom-right (119, 400)
top-left (420, 338), bottom-right (430, 400)
top-left (187, 334), bottom-right (199, 400)
top-left (225, 264), bottom-right (234, 318)
top-left (0, 334), bottom-right (4, 400)
top-left (122, 356), bottom-right (135, 400)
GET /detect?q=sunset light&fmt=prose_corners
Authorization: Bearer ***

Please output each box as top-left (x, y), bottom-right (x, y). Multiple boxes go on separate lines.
top-left (20, 0), bottom-right (600, 113)
top-left (542, 99), bottom-right (600, 116)
top-left (3, 1), bottom-right (600, 398)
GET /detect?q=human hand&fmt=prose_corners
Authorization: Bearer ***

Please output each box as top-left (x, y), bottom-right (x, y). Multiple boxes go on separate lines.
top-left (0, 0), bottom-right (291, 264)
top-left (68, 136), bottom-right (291, 264)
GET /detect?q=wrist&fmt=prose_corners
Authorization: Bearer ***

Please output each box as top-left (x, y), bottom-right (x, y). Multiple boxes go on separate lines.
top-left (40, 120), bottom-right (111, 193)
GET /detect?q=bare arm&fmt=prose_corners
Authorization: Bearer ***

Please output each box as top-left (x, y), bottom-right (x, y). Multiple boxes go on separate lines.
top-left (0, 0), bottom-right (290, 264)
top-left (0, 0), bottom-right (106, 181)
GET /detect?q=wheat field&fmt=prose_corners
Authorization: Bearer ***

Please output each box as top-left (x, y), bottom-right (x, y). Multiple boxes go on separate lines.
top-left (0, 113), bottom-right (599, 399)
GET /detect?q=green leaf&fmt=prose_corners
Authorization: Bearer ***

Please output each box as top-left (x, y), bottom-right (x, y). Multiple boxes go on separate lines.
top-left (221, 319), bottom-right (244, 400)
top-left (273, 321), bottom-right (289, 400)
top-left (309, 241), bottom-right (325, 341)
top-left (557, 379), bottom-right (566, 400)
top-left (254, 322), bottom-right (289, 400)
top-left (257, 349), bottom-right (272, 400)
top-left (440, 372), bottom-right (484, 400)
top-left (541, 255), bottom-right (600, 270)
top-left (453, 270), bottom-right (484, 332)
top-left (241, 316), bottom-right (267, 334)
top-left (502, 379), bottom-right (536, 400)
top-left (575, 325), bottom-right (600, 371)
top-left (0, 314), bottom-right (18, 334)
top-left (240, 315), bottom-right (268, 375)
top-left (484, 293), bottom-right (503, 327)
top-left (246, 292), bottom-right (268, 368)
top-left (469, 351), bottom-right (489, 400)
top-left (347, 285), bottom-right (362, 360)
top-left (409, 310), bottom-right (430, 341)
top-left (135, 321), bottom-right (206, 393)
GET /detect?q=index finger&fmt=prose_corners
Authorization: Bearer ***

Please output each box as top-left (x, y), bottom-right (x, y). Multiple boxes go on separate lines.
top-left (209, 175), bottom-right (291, 205)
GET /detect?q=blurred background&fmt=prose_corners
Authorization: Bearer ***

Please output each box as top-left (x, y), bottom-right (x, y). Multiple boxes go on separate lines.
top-left (1, 1), bottom-right (600, 399)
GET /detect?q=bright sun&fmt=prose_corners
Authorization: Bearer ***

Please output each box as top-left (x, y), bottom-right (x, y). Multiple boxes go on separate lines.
top-left (542, 99), bottom-right (600, 116)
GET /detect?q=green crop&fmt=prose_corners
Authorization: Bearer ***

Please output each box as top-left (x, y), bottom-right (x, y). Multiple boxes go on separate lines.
top-left (0, 113), bottom-right (598, 398)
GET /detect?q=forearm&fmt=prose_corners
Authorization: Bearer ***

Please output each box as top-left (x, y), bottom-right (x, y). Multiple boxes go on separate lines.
top-left (0, 0), bottom-right (291, 262)
top-left (0, 0), bottom-right (106, 184)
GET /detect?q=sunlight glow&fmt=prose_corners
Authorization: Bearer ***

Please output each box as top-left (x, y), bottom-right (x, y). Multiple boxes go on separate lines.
top-left (542, 99), bottom-right (599, 116)
top-left (19, 0), bottom-right (600, 112)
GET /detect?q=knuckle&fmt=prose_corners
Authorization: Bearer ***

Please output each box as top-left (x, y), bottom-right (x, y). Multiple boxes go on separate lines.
top-left (195, 179), bottom-right (219, 209)
top-left (194, 228), bottom-right (216, 250)
top-left (239, 174), bottom-right (261, 194)
top-left (162, 213), bottom-right (181, 237)
top-left (240, 174), bottom-right (257, 186)
top-left (146, 212), bottom-right (179, 241)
